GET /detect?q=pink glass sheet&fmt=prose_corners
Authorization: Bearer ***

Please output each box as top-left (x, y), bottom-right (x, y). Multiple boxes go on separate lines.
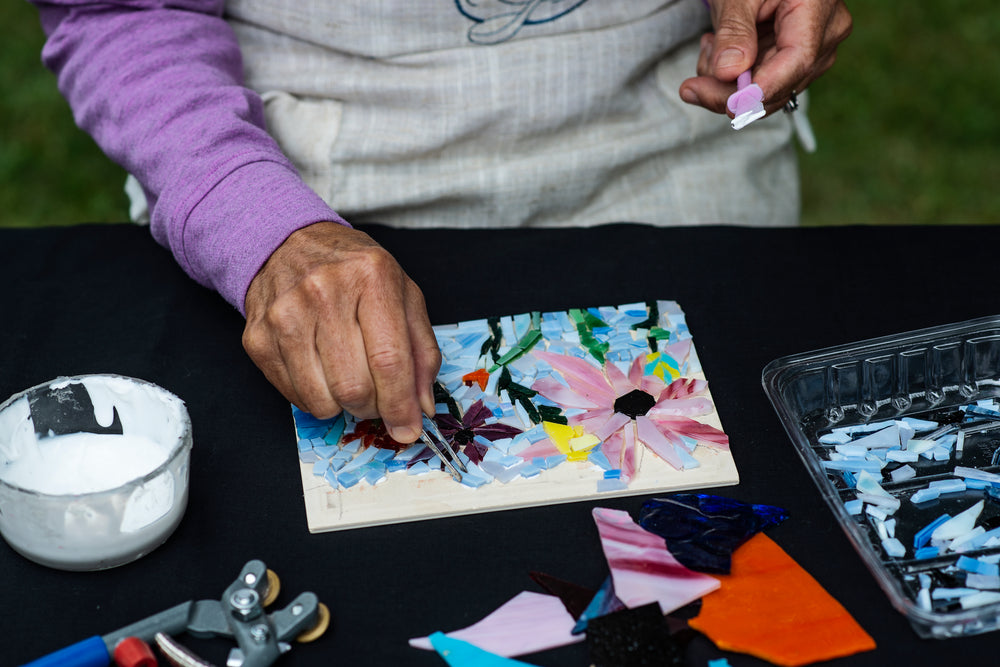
top-left (592, 507), bottom-right (720, 614)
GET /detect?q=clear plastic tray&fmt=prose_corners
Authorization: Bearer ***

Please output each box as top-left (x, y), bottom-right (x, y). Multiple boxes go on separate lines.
top-left (763, 316), bottom-right (1000, 638)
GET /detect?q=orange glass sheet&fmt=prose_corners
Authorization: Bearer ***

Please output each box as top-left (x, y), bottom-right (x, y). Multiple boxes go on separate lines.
top-left (688, 533), bottom-right (876, 666)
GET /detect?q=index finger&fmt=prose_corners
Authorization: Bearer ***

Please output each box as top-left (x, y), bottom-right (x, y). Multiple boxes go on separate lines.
top-left (356, 279), bottom-right (425, 444)
top-left (403, 282), bottom-right (442, 419)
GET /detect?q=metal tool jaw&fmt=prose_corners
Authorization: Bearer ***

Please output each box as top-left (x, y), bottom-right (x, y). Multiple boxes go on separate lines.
top-left (419, 415), bottom-right (468, 482)
top-left (104, 560), bottom-right (323, 667)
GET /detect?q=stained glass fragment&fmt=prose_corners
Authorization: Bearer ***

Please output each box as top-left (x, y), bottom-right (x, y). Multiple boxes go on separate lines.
top-left (585, 603), bottom-right (683, 667)
top-left (596, 478), bottom-right (629, 493)
top-left (428, 632), bottom-right (539, 666)
top-left (932, 500), bottom-right (985, 541)
top-left (571, 575), bottom-right (626, 635)
top-left (637, 494), bottom-right (789, 574)
top-left (528, 571), bottom-right (596, 619)
top-left (488, 329), bottom-right (543, 373)
top-left (408, 591), bottom-right (584, 657)
top-left (613, 389), bottom-right (656, 419)
top-left (592, 507), bottom-right (720, 614)
top-left (462, 368), bottom-right (491, 391)
top-left (688, 533), bottom-right (876, 666)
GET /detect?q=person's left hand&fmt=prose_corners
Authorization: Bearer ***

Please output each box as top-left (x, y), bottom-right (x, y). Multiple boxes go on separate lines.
top-left (679, 0), bottom-right (852, 118)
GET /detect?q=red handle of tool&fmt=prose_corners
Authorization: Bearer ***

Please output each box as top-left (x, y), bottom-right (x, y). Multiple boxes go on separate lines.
top-left (113, 637), bottom-right (157, 667)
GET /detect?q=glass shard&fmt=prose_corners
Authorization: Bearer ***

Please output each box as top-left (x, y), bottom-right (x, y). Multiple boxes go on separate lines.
top-left (428, 632), bottom-right (540, 667)
top-left (528, 571), bottom-right (596, 619)
top-left (585, 603), bottom-right (683, 667)
top-left (408, 591), bottom-right (584, 657)
top-left (572, 575), bottom-right (626, 635)
top-left (688, 533), bottom-right (876, 665)
top-left (592, 507), bottom-right (720, 614)
top-left (612, 389), bottom-right (656, 419)
top-left (637, 494), bottom-right (789, 574)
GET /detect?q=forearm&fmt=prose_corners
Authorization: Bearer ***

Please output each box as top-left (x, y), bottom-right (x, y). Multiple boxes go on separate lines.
top-left (33, 0), bottom-right (345, 312)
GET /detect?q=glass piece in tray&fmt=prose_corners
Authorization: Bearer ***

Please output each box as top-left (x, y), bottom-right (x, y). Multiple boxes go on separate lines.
top-left (636, 494), bottom-right (789, 574)
top-left (961, 591), bottom-right (1000, 609)
top-left (890, 464), bottom-right (916, 483)
top-left (911, 487), bottom-right (942, 504)
top-left (957, 555), bottom-right (1000, 577)
top-left (929, 479), bottom-right (966, 494)
top-left (882, 537), bottom-right (906, 558)
top-left (955, 466), bottom-right (1000, 485)
top-left (688, 533), bottom-right (876, 666)
top-left (592, 507), bottom-right (719, 614)
top-left (855, 470), bottom-right (892, 499)
top-left (408, 591), bottom-right (583, 657)
top-left (808, 396), bottom-right (1000, 631)
top-left (850, 423), bottom-right (909, 450)
top-left (932, 500), bottom-right (985, 542)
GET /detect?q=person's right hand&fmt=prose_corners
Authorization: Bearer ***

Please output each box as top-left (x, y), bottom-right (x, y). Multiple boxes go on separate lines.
top-left (680, 0), bottom-right (852, 117)
top-left (242, 222), bottom-right (441, 444)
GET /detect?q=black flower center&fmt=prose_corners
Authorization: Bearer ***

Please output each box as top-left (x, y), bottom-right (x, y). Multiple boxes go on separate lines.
top-left (453, 428), bottom-right (475, 446)
top-left (613, 389), bottom-right (656, 420)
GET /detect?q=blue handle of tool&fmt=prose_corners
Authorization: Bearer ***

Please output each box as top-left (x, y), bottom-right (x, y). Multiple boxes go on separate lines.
top-left (21, 635), bottom-right (110, 667)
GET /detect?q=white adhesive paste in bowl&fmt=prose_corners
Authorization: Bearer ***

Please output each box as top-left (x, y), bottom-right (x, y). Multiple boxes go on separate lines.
top-left (0, 375), bottom-right (191, 569)
top-left (0, 431), bottom-right (169, 495)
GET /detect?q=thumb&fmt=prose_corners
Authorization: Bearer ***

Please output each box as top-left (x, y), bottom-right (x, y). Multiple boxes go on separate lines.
top-left (708, 0), bottom-right (760, 81)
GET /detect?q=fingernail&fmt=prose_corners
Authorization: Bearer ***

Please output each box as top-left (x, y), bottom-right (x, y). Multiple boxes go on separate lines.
top-left (420, 393), bottom-right (437, 419)
top-left (680, 87), bottom-right (701, 106)
top-left (717, 48), bottom-right (744, 71)
top-left (389, 425), bottom-right (419, 443)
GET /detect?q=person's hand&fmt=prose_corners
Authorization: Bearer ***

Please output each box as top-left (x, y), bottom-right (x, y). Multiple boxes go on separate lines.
top-left (242, 222), bottom-right (441, 444)
top-left (679, 0), bottom-right (852, 118)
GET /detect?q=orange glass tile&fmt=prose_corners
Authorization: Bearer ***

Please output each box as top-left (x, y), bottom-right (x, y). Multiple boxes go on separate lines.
top-left (688, 533), bottom-right (876, 666)
top-left (462, 368), bottom-right (491, 391)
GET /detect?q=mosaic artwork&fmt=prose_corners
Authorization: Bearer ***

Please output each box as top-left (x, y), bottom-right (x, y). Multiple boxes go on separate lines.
top-left (292, 301), bottom-right (739, 531)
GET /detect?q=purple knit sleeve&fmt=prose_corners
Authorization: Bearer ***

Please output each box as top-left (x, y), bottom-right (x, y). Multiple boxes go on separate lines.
top-left (33, 1), bottom-right (347, 315)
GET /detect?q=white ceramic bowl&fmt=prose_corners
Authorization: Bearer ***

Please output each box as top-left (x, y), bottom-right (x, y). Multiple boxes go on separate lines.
top-left (0, 375), bottom-right (191, 570)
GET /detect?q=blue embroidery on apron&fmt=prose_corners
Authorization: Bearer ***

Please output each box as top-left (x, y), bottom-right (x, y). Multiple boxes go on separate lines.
top-left (456, 0), bottom-right (590, 44)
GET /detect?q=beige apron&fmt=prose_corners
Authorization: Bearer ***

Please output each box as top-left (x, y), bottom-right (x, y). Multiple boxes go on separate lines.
top-left (132, 1), bottom-right (800, 227)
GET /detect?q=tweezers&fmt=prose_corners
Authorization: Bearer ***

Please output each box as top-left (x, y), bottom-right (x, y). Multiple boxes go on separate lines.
top-left (419, 414), bottom-right (468, 482)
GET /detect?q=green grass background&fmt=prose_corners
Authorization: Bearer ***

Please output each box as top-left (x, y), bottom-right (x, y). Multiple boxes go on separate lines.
top-left (2, 1), bottom-right (998, 227)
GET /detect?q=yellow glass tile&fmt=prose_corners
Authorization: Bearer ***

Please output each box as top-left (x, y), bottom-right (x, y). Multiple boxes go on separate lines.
top-left (543, 421), bottom-right (577, 454)
top-left (568, 433), bottom-right (600, 452)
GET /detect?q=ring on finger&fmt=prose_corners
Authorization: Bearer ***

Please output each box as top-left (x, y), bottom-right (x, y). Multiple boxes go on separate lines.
top-left (784, 91), bottom-right (800, 113)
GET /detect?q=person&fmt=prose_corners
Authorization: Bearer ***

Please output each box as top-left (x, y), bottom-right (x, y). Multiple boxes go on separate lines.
top-left (31, 0), bottom-right (851, 444)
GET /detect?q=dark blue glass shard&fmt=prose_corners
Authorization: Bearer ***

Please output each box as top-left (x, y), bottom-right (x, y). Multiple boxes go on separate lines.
top-left (638, 494), bottom-right (789, 574)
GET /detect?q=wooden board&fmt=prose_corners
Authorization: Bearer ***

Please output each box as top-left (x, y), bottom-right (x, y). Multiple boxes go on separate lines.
top-left (299, 420), bottom-right (737, 532)
top-left (294, 301), bottom-right (739, 533)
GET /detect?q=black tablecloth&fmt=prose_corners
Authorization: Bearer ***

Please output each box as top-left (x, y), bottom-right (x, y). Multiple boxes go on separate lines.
top-left (4, 223), bottom-right (1000, 666)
